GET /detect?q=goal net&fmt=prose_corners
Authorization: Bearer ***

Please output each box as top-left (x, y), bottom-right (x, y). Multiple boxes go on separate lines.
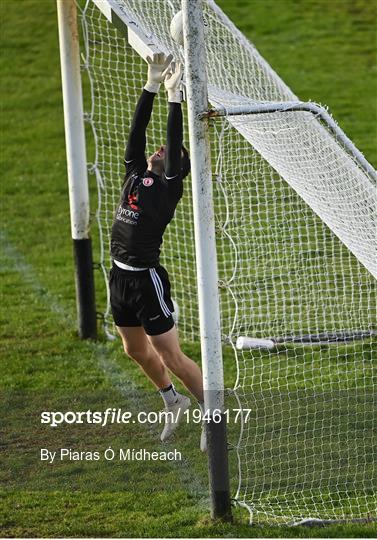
top-left (78, 0), bottom-right (376, 524)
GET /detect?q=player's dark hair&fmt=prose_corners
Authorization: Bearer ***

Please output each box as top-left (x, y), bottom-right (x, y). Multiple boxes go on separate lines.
top-left (181, 145), bottom-right (191, 179)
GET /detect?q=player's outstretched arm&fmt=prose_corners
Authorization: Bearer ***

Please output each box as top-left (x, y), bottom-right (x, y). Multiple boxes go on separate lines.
top-left (125, 53), bottom-right (172, 174)
top-left (164, 62), bottom-right (184, 180)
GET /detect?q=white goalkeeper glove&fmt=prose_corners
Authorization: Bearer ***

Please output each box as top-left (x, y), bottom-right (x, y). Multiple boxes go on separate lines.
top-left (144, 52), bottom-right (173, 94)
top-left (164, 62), bottom-right (184, 103)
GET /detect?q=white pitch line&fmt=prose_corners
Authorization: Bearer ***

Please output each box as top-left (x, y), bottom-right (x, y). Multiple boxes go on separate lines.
top-left (1, 230), bottom-right (74, 326)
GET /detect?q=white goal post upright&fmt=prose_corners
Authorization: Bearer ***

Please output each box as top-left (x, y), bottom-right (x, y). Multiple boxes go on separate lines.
top-left (182, 0), bottom-right (231, 521)
top-left (57, 0), bottom-right (96, 339)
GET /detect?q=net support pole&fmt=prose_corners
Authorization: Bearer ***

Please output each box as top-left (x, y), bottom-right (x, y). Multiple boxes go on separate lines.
top-left (57, 0), bottom-right (97, 339)
top-left (200, 101), bottom-right (377, 182)
top-left (182, 0), bottom-right (232, 521)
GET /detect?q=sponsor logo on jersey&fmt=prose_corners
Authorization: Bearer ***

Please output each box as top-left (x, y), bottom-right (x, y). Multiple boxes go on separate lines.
top-left (143, 177), bottom-right (154, 187)
top-left (116, 205), bottom-right (140, 225)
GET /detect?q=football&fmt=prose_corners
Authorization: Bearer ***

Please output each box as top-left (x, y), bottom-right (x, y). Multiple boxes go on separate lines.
top-left (170, 10), bottom-right (184, 46)
top-left (170, 10), bottom-right (208, 47)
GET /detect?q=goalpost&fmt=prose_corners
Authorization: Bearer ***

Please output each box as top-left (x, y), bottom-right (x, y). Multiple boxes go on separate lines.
top-left (58, 0), bottom-right (377, 525)
top-left (182, 0), bottom-right (231, 520)
top-left (56, 0), bottom-right (97, 339)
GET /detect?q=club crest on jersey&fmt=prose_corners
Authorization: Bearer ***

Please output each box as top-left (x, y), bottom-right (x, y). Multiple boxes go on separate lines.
top-left (143, 177), bottom-right (154, 187)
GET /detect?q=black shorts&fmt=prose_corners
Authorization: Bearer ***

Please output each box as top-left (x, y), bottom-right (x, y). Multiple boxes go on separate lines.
top-left (109, 264), bottom-right (175, 336)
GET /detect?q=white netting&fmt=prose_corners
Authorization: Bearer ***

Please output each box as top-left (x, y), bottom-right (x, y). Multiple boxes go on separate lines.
top-left (78, 0), bottom-right (376, 524)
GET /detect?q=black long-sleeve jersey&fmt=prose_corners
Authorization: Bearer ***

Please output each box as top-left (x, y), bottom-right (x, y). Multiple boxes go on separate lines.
top-left (110, 90), bottom-right (184, 268)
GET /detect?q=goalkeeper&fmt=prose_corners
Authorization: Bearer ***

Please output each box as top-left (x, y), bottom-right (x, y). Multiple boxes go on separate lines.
top-left (110, 53), bottom-right (206, 450)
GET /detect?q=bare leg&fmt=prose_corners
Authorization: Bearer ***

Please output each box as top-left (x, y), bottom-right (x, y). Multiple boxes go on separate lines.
top-left (116, 326), bottom-right (171, 389)
top-left (148, 326), bottom-right (204, 402)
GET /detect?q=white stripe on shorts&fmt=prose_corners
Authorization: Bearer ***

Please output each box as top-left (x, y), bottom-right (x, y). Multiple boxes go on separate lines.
top-left (152, 269), bottom-right (172, 316)
top-left (149, 268), bottom-right (171, 317)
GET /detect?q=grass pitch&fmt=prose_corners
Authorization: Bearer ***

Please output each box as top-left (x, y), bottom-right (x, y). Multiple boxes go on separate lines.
top-left (1, 0), bottom-right (376, 537)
